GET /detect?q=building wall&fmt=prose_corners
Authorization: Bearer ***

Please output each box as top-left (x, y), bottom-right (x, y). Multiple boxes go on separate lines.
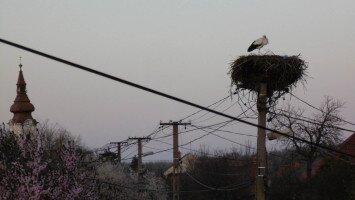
top-left (9, 119), bottom-right (37, 135)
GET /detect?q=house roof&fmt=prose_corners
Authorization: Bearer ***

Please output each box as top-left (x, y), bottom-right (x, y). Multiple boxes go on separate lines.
top-left (163, 153), bottom-right (195, 177)
top-left (302, 133), bottom-right (355, 179)
top-left (339, 132), bottom-right (355, 165)
top-left (273, 133), bottom-right (355, 180)
top-left (163, 153), bottom-right (257, 178)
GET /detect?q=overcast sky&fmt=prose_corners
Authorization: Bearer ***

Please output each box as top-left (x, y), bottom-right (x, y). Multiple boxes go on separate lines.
top-left (1, 0), bottom-right (355, 161)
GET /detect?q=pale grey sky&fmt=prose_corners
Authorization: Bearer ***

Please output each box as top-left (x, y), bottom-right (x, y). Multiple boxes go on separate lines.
top-left (1, 0), bottom-right (355, 161)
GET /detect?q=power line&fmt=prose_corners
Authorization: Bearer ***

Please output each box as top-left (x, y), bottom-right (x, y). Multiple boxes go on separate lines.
top-left (86, 177), bottom-right (254, 194)
top-left (124, 138), bottom-right (253, 162)
top-left (178, 121), bottom-right (234, 148)
top-left (289, 93), bottom-right (355, 126)
top-left (168, 105), bottom-right (257, 150)
top-left (152, 137), bottom-right (253, 162)
top-left (185, 171), bottom-right (255, 191)
top-left (190, 125), bottom-right (286, 160)
top-left (150, 121), bottom-right (232, 140)
top-left (188, 95), bottom-right (231, 122)
top-left (192, 125), bottom-right (257, 138)
top-left (146, 94), bottom-right (236, 140)
top-left (85, 177), bottom-right (165, 192)
top-left (194, 101), bottom-right (238, 124)
top-left (192, 125), bottom-right (255, 150)
top-left (1, 38), bottom-right (353, 158)
top-left (196, 171), bottom-right (244, 176)
top-left (152, 103), bottom-right (257, 141)
top-left (144, 145), bottom-right (167, 151)
top-left (270, 110), bottom-right (355, 133)
top-left (321, 149), bottom-right (352, 164)
top-left (122, 148), bottom-right (137, 160)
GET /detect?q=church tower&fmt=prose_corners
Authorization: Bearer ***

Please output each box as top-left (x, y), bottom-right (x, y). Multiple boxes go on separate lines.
top-left (8, 63), bottom-right (37, 135)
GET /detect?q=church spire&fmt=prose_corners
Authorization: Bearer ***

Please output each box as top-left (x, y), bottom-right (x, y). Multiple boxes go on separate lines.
top-left (9, 63), bottom-right (35, 124)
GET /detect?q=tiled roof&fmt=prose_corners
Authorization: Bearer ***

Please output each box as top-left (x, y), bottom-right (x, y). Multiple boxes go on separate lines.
top-left (339, 133), bottom-right (355, 165)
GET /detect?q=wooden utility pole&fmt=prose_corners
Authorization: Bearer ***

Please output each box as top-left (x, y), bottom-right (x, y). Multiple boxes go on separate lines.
top-left (256, 83), bottom-right (268, 200)
top-left (160, 121), bottom-right (191, 200)
top-left (109, 141), bottom-right (127, 163)
top-left (128, 137), bottom-right (151, 193)
top-left (128, 137), bottom-right (151, 172)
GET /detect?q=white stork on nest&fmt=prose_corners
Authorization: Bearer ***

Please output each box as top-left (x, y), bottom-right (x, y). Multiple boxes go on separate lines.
top-left (247, 35), bottom-right (268, 53)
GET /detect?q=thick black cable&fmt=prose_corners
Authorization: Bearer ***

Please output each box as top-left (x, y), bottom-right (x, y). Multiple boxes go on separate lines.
top-left (0, 38), bottom-right (353, 158)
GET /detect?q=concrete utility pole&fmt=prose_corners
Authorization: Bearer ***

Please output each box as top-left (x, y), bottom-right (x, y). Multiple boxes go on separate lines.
top-left (160, 121), bottom-right (191, 200)
top-left (109, 141), bottom-right (128, 163)
top-left (128, 137), bottom-right (151, 172)
top-left (350, 168), bottom-right (355, 200)
top-left (256, 83), bottom-right (268, 200)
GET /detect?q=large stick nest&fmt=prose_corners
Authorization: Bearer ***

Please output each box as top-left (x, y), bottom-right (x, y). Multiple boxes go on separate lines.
top-left (229, 55), bottom-right (307, 95)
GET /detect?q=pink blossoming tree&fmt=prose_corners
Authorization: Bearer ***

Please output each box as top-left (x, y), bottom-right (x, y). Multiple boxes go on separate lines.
top-left (0, 125), bottom-right (98, 200)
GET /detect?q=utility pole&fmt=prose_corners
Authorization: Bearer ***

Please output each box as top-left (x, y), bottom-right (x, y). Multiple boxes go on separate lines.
top-left (128, 137), bottom-right (151, 173)
top-left (160, 121), bottom-right (191, 200)
top-left (256, 83), bottom-right (267, 200)
top-left (109, 141), bottom-right (127, 163)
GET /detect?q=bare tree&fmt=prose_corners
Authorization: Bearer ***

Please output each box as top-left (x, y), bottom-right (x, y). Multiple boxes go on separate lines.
top-left (273, 96), bottom-right (344, 179)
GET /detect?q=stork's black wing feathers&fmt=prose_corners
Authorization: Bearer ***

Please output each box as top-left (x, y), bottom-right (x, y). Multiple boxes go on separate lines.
top-left (247, 43), bottom-right (260, 52)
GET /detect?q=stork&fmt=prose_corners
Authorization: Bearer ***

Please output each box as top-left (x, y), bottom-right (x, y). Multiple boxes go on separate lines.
top-left (247, 35), bottom-right (268, 53)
